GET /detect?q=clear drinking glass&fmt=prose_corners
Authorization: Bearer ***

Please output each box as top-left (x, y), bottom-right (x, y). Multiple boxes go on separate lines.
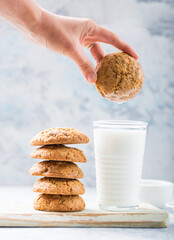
top-left (93, 120), bottom-right (147, 211)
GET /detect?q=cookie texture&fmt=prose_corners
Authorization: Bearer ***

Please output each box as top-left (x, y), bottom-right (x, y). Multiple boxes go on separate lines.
top-left (30, 128), bottom-right (89, 146)
top-left (30, 144), bottom-right (86, 163)
top-left (34, 194), bottom-right (85, 212)
top-left (95, 52), bottom-right (144, 102)
top-left (29, 161), bottom-right (84, 179)
top-left (33, 177), bottom-right (85, 195)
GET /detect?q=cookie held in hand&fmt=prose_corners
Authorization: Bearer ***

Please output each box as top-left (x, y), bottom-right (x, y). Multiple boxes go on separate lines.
top-left (95, 52), bottom-right (144, 102)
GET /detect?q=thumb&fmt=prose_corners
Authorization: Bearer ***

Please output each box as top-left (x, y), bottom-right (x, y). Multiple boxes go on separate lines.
top-left (71, 47), bottom-right (97, 83)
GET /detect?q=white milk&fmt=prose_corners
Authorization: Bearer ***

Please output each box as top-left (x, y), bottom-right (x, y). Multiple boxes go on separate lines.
top-left (94, 126), bottom-right (147, 210)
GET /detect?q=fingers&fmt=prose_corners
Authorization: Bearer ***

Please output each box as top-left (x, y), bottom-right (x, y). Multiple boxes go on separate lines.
top-left (89, 43), bottom-right (106, 63)
top-left (96, 26), bottom-right (139, 59)
top-left (71, 46), bottom-right (97, 83)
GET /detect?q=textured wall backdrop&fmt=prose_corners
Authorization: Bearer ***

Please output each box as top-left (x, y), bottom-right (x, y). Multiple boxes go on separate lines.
top-left (0, 0), bottom-right (173, 186)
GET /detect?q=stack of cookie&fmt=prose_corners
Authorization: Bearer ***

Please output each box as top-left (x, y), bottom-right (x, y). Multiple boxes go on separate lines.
top-left (29, 127), bottom-right (89, 212)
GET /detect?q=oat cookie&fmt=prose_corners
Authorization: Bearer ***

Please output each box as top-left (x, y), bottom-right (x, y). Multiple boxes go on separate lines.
top-left (29, 161), bottom-right (84, 179)
top-left (95, 52), bottom-right (144, 102)
top-left (34, 194), bottom-right (85, 212)
top-left (30, 128), bottom-right (89, 146)
top-left (30, 144), bottom-right (86, 163)
top-left (33, 177), bottom-right (85, 195)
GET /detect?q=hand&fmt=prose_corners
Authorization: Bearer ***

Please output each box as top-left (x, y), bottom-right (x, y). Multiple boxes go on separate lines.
top-left (0, 0), bottom-right (138, 83)
top-left (27, 11), bottom-right (138, 83)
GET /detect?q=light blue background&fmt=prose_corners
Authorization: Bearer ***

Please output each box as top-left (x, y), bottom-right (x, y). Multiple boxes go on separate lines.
top-left (0, 0), bottom-right (173, 186)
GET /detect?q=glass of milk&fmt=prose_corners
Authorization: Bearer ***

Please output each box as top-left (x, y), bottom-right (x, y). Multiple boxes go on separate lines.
top-left (93, 120), bottom-right (147, 211)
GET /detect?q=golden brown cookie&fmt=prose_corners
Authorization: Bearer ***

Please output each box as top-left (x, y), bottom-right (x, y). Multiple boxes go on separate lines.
top-left (34, 194), bottom-right (85, 212)
top-left (29, 161), bottom-right (84, 179)
top-left (33, 177), bottom-right (85, 195)
top-left (30, 127), bottom-right (89, 146)
top-left (30, 145), bottom-right (87, 163)
top-left (95, 52), bottom-right (144, 102)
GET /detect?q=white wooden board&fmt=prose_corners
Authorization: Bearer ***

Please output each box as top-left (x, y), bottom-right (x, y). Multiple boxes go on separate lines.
top-left (0, 202), bottom-right (168, 227)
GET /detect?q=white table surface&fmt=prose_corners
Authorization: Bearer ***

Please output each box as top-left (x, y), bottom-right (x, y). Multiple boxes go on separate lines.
top-left (0, 186), bottom-right (173, 240)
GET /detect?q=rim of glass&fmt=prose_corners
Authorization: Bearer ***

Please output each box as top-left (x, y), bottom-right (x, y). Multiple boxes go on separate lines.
top-left (93, 120), bottom-right (148, 129)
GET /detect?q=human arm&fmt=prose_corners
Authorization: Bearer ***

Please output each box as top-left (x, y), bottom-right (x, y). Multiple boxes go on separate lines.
top-left (0, 0), bottom-right (138, 83)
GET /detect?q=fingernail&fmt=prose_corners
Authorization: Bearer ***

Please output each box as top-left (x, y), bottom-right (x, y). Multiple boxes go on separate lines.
top-left (87, 73), bottom-right (97, 83)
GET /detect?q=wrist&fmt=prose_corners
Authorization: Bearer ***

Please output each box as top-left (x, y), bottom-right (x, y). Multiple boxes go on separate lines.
top-left (18, 1), bottom-right (43, 35)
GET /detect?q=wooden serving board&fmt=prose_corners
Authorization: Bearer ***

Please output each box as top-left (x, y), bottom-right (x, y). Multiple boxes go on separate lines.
top-left (0, 202), bottom-right (168, 227)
